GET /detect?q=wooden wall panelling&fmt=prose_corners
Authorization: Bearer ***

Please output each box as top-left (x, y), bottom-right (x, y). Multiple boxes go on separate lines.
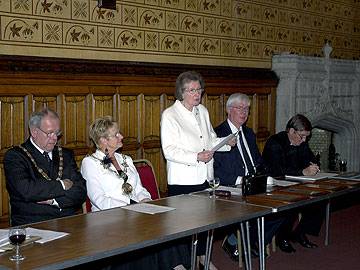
top-left (0, 97), bottom-right (26, 152)
top-left (142, 95), bottom-right (164, 191)
top-left (62, 95), bottom-right (88, 148)
top-left (0, 57), bottom-right (278, 226)
top-left (118, 94), bottom-right (139, 153)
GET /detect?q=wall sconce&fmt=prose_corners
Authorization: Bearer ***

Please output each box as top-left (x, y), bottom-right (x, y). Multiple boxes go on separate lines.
top-left (98, 0), bottom-right (116, 10)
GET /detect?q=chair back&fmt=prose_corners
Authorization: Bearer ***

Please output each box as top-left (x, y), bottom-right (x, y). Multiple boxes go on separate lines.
top-left (82, 197), bottom-right (92, 213)
top-left (133, 159), bottom-right (160, 200)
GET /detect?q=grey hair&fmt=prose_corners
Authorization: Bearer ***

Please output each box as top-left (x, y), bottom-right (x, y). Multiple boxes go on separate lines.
top-left (226, 93), bottom-right (251, 110)
top-left (175, 71), bottom-right (205, 101)
top-left (29, 108), bottom-right (59, 129)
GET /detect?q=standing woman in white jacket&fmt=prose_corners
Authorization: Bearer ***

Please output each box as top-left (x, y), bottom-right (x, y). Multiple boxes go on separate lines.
top-left (161, 71), bottom-right (235, 270)
top-left (161, 70), bottom-right (234, 196)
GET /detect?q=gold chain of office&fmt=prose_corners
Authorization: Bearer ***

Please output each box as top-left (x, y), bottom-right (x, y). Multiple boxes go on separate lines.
top-left (91, 153), bottom-right (133, 195)
top-left (19, 145), bottom-right (64, 181)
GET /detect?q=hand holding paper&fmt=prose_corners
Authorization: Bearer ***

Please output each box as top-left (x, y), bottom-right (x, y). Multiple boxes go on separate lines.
top-left (211, 133), bottom-right (237, 152)
top-left (197, 150), bottom-right (214, 163)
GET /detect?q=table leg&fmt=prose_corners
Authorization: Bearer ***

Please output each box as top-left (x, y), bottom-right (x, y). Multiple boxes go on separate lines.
top-left (190, 234), bottom-right (198, 270)
top-left (325, 201), bottom-right (331, 246)
top-left (257, 217), bottom-right (265, 270)
top-left (204, 229), bottom-right (214, 270)
top-left (240, 221), bottom-right (252, 270)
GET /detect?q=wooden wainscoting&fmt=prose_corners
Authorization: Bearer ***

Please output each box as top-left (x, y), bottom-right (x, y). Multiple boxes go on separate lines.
top-left (0, 56), bottom-right (278, 225)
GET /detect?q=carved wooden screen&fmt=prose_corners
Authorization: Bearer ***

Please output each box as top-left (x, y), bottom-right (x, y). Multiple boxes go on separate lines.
top-left (0, 57), bottom-right (277, 225)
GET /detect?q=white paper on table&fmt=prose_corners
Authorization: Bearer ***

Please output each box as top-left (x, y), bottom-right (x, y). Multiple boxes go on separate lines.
top-left (211, 133), bottom-right (236, 152)
top-left (285, 172), bottom-right (338, 182)
top-left (0, 229), bottom-right (9, 247)
top-left (273, 179), bottom-right (298, 187)
top-left (26, 227), bottom-right (69, 244)
top-left (122, 203), bottom-right (176, 215)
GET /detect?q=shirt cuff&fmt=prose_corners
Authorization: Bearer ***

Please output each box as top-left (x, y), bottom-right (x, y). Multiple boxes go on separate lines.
top-left (235, 176), bottom-right (243, 185)
top-left (52, 199), bottom-right (60, 208)
top-left (59, 180), bottom-right (66, 190)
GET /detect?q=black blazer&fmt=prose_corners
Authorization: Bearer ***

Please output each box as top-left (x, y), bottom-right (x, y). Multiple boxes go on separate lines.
top-left (4, 139), bottom-right (87, 226)
top-left (214, 120), bottom-right (263, 186)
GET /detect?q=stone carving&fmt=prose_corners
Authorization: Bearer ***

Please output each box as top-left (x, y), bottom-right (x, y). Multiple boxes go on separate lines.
top-left (116, 29), bottom-right (143, 49)
top-left (4, 18), bottom-right (41, 42)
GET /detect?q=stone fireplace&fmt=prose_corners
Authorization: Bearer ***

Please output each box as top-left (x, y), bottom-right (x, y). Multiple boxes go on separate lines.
top-left (272, 44), bottom-right (360, 171)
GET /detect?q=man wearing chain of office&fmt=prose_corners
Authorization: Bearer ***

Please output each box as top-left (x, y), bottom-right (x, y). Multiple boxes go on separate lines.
top-left (4, 108), bottom-right (86, 226)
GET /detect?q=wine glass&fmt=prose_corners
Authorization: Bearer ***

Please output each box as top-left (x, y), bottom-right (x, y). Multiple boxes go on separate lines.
top-left (208, 177), bottom-right (220, 199)
top-left (339, 159), bottom-right (347, 172)
top-left (8, 227), bottom-right (26, 261)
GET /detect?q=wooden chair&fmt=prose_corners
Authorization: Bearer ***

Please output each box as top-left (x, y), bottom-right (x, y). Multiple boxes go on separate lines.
top-left (133, 159), bottom-right (160, 200)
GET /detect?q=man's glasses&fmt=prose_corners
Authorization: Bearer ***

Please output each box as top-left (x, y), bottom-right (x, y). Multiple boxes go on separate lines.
top-left (230, 106), bottom-right (250, 113)
top-left (295, 130), bottom-right (309, 141)
top-left (38, 127), bottom-right (62, 138)
top-left (184, 88), bottom-right (204, 95)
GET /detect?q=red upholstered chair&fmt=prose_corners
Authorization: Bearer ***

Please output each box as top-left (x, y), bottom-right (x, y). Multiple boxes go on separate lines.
top-left (133, 159), bottom-right (160, 200)
top-left (82, 197), bottom-right (92, 213)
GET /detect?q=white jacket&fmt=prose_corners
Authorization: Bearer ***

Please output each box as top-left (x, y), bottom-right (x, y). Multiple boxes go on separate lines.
top-left (161, 100), bottom-right (230, 185)
top-left (81, 150), bottom-right (151, 211)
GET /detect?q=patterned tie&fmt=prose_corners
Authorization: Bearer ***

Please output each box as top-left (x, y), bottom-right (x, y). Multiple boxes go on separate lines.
top-left (43, 151), bottom-right (52, 163)
top-left (238, 131), bottom-right (255, 175)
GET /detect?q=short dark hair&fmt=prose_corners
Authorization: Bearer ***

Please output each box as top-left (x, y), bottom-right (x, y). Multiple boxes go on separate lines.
top-left (286, 114), bottom-right (312, 132)
top-left (175, 71), bottom-right (205, 101)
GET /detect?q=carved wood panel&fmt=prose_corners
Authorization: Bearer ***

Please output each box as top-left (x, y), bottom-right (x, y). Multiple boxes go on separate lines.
top-left (0, 58), bottom-right (277, 225)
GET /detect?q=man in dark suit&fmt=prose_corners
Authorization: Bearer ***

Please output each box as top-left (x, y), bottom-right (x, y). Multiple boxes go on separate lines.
top-left (214, 93), bottom-right (282, 260)
top-left (263, 114), bottom-right (322, 253)
top-left (4, 108), bottom-right (86, 226)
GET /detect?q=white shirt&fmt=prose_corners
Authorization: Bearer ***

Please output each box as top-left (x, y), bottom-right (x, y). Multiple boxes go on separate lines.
top-left (80, 150), bottom-right (151, 211)
top-left (227, 120), bottom-right (255, 185)
top-left (161, 100), bottom-right (230, 185)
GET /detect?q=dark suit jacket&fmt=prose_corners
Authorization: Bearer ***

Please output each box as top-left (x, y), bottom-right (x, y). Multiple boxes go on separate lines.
top-left (4, 139), bottom-right (87, 226)
top-left (214, 120), bottom-right (263, 186)
top-left (262, 131), bottom-right (316, 177)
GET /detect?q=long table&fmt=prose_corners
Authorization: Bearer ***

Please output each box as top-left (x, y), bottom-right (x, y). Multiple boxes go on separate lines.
top-left (208, 177), bottom-right (360, 270)
top-left (0, 194), bottom-right (271, 270)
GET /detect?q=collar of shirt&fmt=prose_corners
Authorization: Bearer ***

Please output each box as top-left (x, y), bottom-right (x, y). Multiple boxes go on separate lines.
top-left (30, 137), bottom-right (53, 160)
top-left (175, 100), bottom-right (197, 115)
top-left (227, 119), bottom-right (242, 134)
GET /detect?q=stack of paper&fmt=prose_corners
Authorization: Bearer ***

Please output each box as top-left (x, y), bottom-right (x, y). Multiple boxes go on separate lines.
top-left (285, 172), bottom-right (338, 182)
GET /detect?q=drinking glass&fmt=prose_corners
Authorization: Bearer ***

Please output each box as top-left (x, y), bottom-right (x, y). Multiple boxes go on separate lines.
top-left (8, 227), bottom-right (26, 261)
top-left (208, 177), bottom-right (220, 199)
top-left (339, 159), bottom-right (347, 172)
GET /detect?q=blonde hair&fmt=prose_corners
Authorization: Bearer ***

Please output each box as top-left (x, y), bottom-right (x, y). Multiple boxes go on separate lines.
top-left (89, 116), bottom-right (118, 148)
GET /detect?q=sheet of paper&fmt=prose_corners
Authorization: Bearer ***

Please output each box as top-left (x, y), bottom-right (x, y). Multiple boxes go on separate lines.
top-left (26, 227), bottom-right (69, 244)
top-left (122, 203), bottom-right (176, 215)
top-left (333, 171), bottom-right (360, 180)
top-left (0, 229), bottom-right (9, 247)
top-left (285, 172), bottom-right (338, 182)
top-left (211, 133), bottom-right (236, 152)
top-left (273, 179), bottom-right (298, 187)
